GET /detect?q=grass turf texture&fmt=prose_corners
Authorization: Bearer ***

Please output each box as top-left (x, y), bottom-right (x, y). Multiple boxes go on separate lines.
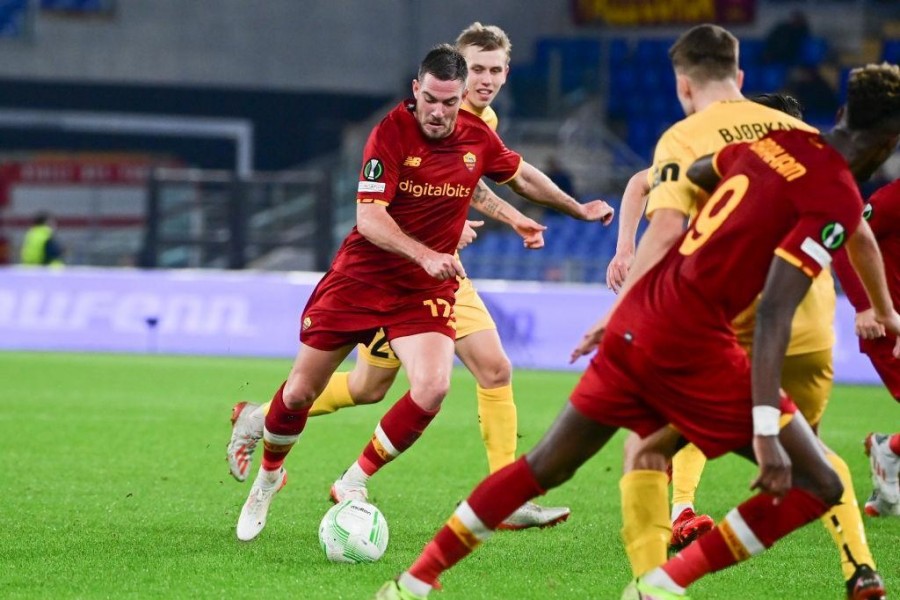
top-left (1, 352), bottom-right (897, 599)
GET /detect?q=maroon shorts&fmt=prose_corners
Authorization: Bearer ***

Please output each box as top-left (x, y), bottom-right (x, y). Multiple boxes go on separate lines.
top-left (569, 331), bottom-right (796, 459)
top-left (863, 335), bottom-right (900, 401)
top-left (299, 270), bottom-right (457, 351)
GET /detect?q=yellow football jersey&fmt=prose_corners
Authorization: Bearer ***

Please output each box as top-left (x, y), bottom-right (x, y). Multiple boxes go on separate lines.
top-left (646, 98), bottom-right (832, 355)
top-left (462, 104), bottom-right (498, 132)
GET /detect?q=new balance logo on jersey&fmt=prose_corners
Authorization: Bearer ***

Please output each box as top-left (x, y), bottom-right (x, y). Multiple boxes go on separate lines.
top-left (403, 156), bottom-right (422, 167)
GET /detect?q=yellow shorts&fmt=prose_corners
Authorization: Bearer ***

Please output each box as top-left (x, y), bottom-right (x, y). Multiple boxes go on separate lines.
top-left (358, 277), bottom-right (497, 369)
top-left (780, 348), bottom-right (833, 427)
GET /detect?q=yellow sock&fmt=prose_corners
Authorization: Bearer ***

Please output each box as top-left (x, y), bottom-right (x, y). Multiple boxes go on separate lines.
top-left (309, 372), bottom-right (355, 416)
top-left (821, 452), bottom-right (875, 579)
top-left (671, 443), bottom-right (707, 513)
top-left (476, 384), bottom-right (517, 473)
top-left (620, 470), bottom-right (670, 577)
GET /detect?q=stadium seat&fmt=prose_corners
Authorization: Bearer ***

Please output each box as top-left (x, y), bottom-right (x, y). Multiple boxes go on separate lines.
top-left (740, 39), bottom-right (764, 67)
top-left (799, 36), bottom-right (829, 67)
top-left (882, 39), bottom-right (900, 63)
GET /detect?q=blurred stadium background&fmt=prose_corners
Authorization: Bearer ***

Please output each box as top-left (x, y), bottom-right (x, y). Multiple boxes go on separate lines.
top-left (2, 0), bottom-right (899, 282)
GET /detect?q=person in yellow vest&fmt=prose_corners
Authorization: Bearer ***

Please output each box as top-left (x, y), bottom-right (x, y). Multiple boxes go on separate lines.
top-left (20, 212), bottom-right (64, 267)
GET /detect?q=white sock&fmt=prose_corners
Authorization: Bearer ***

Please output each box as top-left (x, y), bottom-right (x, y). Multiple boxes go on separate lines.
top-left (257, 466), bottom-right (283, 487)
top-left (343, 461), bottom-right (370, 485)
top-left (399, 572), bottom-right (432, 597)
top-left (671, 502), bottom-right (694, 523)
top-left (642, 568), bottom-right (686, 595)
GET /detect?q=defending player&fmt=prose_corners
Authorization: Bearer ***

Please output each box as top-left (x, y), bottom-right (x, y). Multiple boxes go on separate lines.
top-left (235, 44), bottom-right (614, 543)
top-left (833, 180), bottom-right (900, 518)
top-left (374, 62), bottom-right (900, 600)
top-left (602, 26), bottom-right (884, 598)
top-left (227, 23), bottom-right (610, 530)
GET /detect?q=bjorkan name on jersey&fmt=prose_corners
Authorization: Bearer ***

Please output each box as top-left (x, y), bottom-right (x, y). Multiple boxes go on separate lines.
top-left (719, 120), bottom-right (798, 143)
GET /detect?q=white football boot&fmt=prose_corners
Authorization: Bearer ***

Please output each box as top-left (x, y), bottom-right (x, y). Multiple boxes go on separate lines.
top-left (497, 501), bottom-right (570, 530)
top-left (236, 467), bottom-right (287, 541)
top-left (226, 402), bottom-right (262, 482)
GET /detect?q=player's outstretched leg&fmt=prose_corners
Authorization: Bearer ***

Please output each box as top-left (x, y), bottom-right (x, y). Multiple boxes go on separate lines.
top-left (455, 328), bottom-right (571, 530)
top-left (236, 382), bottom-right (310, 541)
top-left (627, 413), bottom-right (842, 598)
top-left (377, 402), bottom-right (617, 598)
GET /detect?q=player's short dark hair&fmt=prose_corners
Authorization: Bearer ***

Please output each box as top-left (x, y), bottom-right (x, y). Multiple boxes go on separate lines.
top-left (749, 93), bottom-right (804, 119)
top-left (846, 63), bottom-right (900, 131)
top-left (33, 211), bottom-right (50, 226)
top-left (418, 44), bottom-right (468, 84)
top-left (456, 22), bottom-right (512, 62)
top-left (668, 24), bottom-right (739, 83)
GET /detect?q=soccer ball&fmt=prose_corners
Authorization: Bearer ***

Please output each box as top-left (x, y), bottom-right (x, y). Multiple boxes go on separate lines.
top-left (318, 499), bottom-right (389, 563)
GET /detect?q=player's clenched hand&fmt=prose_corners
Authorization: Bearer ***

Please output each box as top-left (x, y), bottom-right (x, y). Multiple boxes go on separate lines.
top-left (457, 220), bottom-right (484, 251)
top-left (855, 308), bottom-right (885, 340)
top-left (578, 199), bottom-right (615, 225)
top-left (420, 252), bottom-right (466, 281)
top-left (570, 315), bottom-right (608, 363)
top-left (606, 249), bottom-right (633, 293)
top-left (513, 216), bottom-right (546, 249)
top-left (750, 435), bottom-right (792, 502)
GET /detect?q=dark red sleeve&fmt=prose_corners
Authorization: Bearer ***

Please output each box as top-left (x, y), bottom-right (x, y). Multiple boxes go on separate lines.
top-left (833, 247), bottom-right (871, 312)
top-left (481, 128), bottom-right (522, 184)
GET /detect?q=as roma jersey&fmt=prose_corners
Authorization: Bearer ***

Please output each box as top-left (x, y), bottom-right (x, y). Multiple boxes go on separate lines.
top-left (834, 179), bottom-right (900, 351)
top-left (609, 129), bottom-right (862, 364)
top-left (331, 100), bottom-right (521, 293)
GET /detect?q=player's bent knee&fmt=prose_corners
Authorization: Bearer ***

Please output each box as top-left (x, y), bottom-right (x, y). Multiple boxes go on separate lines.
top-left (408, 379), bottom-right (450, 411)
top-left (480, 357), bottom-right (512, 388)
top-left (282, 382), bottom-right (318, 410)
top-left (352, 387), bottom-right (389, 405)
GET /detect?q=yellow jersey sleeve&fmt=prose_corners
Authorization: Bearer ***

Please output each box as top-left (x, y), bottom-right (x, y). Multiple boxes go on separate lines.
top-left (646, 126), bottom-right (699, 219)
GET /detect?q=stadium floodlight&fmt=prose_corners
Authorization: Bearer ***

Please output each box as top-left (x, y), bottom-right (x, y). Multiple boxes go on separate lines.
top-left (0, 108), bottom-right (254, 176)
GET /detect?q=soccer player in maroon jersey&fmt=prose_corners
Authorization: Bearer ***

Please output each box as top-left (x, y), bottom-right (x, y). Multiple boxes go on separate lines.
top-left (833, 180), bottom-right (900, 519)
top-left (374, 63), bottom-right (900, 600)
top-left (234, 44), bottom-right (614, 543)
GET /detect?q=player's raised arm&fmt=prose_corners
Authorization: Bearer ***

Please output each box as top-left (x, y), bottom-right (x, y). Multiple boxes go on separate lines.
top-left (505, 161), bottom-right (614, 224)
top-left (356, 203), bottom-right (465, 281)
top-left (606, 168), bottom-right (649, 292)
top-left (470, 180), bottom-right (546, 249)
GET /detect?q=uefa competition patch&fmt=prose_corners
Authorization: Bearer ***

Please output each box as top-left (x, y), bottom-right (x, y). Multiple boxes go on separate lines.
top-left (363, 159), bottom-right (384, 181)
top-left (820, 222), bottom-right (846, 250)
top-left (863, 203), bottom-right (873, 221)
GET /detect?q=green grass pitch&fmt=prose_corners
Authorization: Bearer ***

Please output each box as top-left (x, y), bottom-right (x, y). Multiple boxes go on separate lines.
top-left (1, 352), bottom-right (897, 599)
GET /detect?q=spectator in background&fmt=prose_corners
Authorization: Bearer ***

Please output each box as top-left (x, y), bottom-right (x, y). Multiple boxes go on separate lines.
top-left (762, 10), bottom-right (810, 65)
top-left (785, 66), bottom-right (840, 121)
top-left (20, 212), bottom-right (64, 267)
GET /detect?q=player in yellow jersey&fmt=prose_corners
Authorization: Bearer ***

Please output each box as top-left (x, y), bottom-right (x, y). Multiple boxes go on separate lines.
top-left (605, 25), bottom-right (884, 599)
top-left (226, 22), bottom-right (614, 530)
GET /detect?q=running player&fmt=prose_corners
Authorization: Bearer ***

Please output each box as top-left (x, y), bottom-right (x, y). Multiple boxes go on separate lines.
top-left (833, 180), bottom-right (900, 518)
top-left (603, 26), bottom-right (883, 598)
top-left (374, 61), bottom-right (900, 600)
top-left (235, 44), bottom-right (614, 542)
top-left (228, 23), bottom-right (610, 530)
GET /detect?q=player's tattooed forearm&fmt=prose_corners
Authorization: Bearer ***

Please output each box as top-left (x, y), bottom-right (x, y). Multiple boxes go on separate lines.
top-left (472, 183), bottom-right (506, 219)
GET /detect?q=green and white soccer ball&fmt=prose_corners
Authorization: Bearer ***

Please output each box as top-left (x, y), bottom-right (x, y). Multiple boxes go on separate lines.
top-left (318, 499), bottom-right (389, 563)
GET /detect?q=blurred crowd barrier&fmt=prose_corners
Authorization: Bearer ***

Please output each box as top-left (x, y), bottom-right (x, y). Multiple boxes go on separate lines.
top-left (0, 266), bottom-right (879, 384)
